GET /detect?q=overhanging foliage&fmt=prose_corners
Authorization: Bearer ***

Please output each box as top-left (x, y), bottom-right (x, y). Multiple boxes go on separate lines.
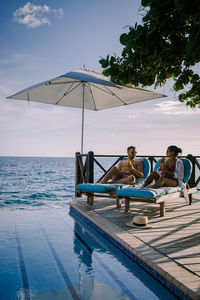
top-left (99, 0), bottom-right (200, 108)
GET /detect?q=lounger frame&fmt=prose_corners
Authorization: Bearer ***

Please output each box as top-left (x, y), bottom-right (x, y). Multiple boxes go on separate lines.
top-left (116, 186), bottom-right (197, 217)
top-left (86, 191), bottom-right (116, 205)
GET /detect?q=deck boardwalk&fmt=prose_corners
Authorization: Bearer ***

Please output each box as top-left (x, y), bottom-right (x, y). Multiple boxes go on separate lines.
top-left (70, 191), bottom-right (200, 300)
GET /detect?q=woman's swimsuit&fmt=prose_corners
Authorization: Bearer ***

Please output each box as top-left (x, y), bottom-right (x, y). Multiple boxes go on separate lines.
top-left (161, 162), bottom-right (178, 183)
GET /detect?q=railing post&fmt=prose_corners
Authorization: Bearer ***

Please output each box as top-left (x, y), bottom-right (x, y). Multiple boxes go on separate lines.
top-left (75, 152), bottom-right (82, 197)
top-left (187, 154), bottom-right (196, 188)
top-left (148, 156), bottom-right (155, 173)
top-left (87, 151), bottom-right (94, 183)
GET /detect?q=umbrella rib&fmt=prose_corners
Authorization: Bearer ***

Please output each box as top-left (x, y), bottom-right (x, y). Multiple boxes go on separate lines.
top-left (46, 80), bottom-right (81, 85)
top-left (56, 82), bottom-right (82, 105)
top-left (104, 86), bottom-right (127, 105)
top-left (89, 83), bottom-right (126, 105)
top-left (87, 84), bottom-right (97, 110)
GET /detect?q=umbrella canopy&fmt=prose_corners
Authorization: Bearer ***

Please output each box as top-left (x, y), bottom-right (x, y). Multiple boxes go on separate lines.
top-left (7, 69), bottom-right (166, 153)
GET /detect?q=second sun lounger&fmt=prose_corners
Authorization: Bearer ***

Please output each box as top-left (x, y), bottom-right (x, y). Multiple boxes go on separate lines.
top-left (116, 158), bottom-right (197, 217)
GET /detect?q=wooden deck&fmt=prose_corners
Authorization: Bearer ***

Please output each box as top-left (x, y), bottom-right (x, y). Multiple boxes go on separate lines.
top-left (70, 191), bottom-right (200, 300)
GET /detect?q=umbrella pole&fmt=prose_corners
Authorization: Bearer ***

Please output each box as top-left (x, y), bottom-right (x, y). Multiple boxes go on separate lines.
top-left (81, 83), bottom-right (85, 154)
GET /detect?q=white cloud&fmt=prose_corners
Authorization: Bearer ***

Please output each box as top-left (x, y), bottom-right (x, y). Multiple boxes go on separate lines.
top-left (155, 100), bottom-right (200, 115)
top-left (13, 2), bottom-right (63, 28)
top-left (127, 113), bottom-right (136, 119)
top-left (155, 100), bottom-right (180, 110)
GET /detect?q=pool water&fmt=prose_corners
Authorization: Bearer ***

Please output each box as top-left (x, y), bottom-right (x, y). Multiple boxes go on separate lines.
top-left (0, 207), bottom-right (178, 300)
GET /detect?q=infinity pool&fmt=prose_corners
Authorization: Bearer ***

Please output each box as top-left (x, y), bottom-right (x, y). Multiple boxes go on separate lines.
top-left (0, 207), bottom-right (178, 300)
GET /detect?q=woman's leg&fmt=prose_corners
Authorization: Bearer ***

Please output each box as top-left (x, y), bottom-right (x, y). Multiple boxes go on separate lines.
top-left (147, 177), bottom-right (178, 189)
top-left (147, 177), bottom-right (164, 188)
top-left (142, 172), bottom-right (160, 188)
top-left (162, 178), bottom-right (178, 187)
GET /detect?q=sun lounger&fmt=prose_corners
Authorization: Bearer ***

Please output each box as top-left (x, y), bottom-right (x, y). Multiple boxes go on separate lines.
top-left (77, 158), bottom-right (150, 205)
top-left (116, 158), bottom-right (197, 217)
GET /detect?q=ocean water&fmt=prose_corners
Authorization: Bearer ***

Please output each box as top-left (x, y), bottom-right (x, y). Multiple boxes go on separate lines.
top-left (0, 156), bottom-right (75, 209)
top-left (0, 156), bottom-right (116, 209)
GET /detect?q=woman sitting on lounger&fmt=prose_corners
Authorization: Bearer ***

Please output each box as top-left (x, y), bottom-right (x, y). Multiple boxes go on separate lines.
top-left (142, 145), bottom-right (184, 189)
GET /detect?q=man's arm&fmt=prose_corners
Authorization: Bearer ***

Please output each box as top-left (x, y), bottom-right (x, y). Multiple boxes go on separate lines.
top-left (118, 161), bottom-right (123, 172)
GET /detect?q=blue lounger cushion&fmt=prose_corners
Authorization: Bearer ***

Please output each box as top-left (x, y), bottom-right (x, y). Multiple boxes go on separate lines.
top-left (77, 183), bottom-right (122, 193)
top-left (77, 182), bottom-right (143, 194)
top-left (142, 157), bottom-right (151, 179)
top-left (117, 186), bottom-right (183, 199)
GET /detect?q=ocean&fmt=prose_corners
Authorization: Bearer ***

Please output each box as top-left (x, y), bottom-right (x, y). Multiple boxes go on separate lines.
top-left (0, 156), bottom-right (117, 209)
top-left (0, 156), bottom-right (75, 209)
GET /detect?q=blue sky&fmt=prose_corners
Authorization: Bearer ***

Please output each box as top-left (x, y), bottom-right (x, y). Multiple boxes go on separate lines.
top-left (0, 0), bottom-right (200, 157)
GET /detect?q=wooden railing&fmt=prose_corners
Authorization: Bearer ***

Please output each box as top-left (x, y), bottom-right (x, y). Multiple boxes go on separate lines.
top-left (75, 152), bottom-right (200, 196)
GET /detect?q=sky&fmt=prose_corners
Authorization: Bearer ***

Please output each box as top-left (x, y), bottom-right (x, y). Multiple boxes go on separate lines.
top-left (0, 0), bottom-right (200, 157)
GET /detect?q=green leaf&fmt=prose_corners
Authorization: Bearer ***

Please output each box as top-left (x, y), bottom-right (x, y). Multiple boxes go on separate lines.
top-left (120, 33), bottom-right (129, 46)
top-left (99, 58), bottom-right (109, 68)
top-left (173, 82), bottom-right (184, 91)
top-left (179, 93), bottom-right (186, 101)
top-left (102, 69), bottom-right (110, 77)
top-left (174, 0), bottom-right (185, 12)
top-left (141, 0), bottom-right (151, 7)
top-left (191, 74), bottom-right (200, 82)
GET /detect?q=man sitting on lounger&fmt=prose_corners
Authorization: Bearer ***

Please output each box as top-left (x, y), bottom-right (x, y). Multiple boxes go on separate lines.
top-left (100, 146), bottom-right (144, 184)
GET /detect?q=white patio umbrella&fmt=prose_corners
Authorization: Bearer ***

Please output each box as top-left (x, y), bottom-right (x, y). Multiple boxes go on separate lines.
top-left (7, 69), bottom-right (165, 153)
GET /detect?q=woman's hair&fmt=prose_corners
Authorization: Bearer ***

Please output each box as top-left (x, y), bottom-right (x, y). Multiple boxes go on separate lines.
top-left (168, 145), bottom-right (182, 156)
